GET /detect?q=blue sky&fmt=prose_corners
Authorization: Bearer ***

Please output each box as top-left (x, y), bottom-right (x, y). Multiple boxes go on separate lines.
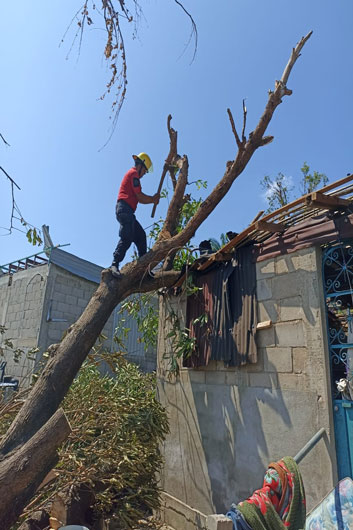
top-left (1, 1), bottom-right (353, 268)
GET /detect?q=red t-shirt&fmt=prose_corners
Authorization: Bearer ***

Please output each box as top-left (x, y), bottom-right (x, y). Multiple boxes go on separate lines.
top-left (118, 167), bottom-right (142, 212)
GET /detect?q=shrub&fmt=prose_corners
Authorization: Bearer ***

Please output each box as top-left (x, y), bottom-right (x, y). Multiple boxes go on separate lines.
top-left (0, 353), bottom-right (169, 528)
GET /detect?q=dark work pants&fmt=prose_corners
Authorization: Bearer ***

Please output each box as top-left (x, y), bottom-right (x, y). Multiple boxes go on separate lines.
top-left (113, 200), bottom-right (147, 265)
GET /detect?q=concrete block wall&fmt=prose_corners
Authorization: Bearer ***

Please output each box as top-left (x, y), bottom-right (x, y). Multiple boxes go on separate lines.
top-left (0, 266), bottom-right (48, 382)
top-left (1, 260), bottom-right (157, 389)
top-left (157, 246), bottom-right (336, 529)
top-left (37, 263), bottom-right (114, 361)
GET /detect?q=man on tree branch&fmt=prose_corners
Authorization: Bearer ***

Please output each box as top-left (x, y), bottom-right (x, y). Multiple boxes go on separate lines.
top-left (111, 152), bottom-right (160, 277)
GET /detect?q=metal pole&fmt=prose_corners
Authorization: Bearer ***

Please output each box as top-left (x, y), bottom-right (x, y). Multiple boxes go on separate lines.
top-left (294, 427), bottom-right (326, 464)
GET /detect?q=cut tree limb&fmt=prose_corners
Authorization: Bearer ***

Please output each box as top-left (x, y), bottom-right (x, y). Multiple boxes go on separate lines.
top-left (0, 408), bottom-right (71, 530)
top-left (151, 114), bottom-right (178, 218)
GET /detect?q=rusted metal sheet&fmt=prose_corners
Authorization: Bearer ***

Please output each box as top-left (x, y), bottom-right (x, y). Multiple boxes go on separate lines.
top-left (185, 246), bottom-right (257, 367)
top-left (254, 212), bottom-right (353, 262)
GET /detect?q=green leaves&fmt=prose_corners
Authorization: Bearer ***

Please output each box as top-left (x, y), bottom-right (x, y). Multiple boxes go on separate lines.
top-left (300, 161), bottom-right (328, 195)
top-left (117, 293), bottom-right (159, 352)
top-left (0, 355), bottom-right (169, 528)
top-left (25, 227), bottom-right (43, 246)
top-left (261, 163), bottom-right (328, 213)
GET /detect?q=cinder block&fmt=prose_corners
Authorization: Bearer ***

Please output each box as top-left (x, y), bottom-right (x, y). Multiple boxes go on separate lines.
top-left (78, 297), bottom-right (89, 308)
top-left (258, 300), bottom-right (278, 323)
top-left (188, 369), bottom-right (206, 384)
top-left (276, 256), bottom-right (291, 275)
top-left (65, 294), bottom-right (77, 306)
top-left (256, 326), bottom-right (276, 347)
top-left (277, 373), bottom-right (308, 391)
top-left (256, 259), bottom-right (275, 278)
top-left (244, 350), bottom-right (264, 372)
top-left (206, 514), bottom-right (233, 530)
top-left (29, 300), bottom-right (39, 310)
top-left (279, 296), bottom-right (303, 322)
top-left (275, 320), bottom-right (306, 347)
top-left (225, 371), bottom-right (249, 386)
top-left (249, 372), bottom-right (276, 388)
top-left (57, 301), bottom-right (69, 313)
top-left (272, 271), bottom-right (306, 300)
top-left (296, 248), bottom-right (317, 271)
top-left (256, 279), bottom-right (272, 301)
top-left (205, 371), bottom-right (226, 386)
top-left (265, 347), bottom-right (292, 373)
top-left (21, 328), bottom-right (36, 339)
top-left (72, 287), bottom-right (84, 298)
top-left (293, 347), bottom-right (308, 374)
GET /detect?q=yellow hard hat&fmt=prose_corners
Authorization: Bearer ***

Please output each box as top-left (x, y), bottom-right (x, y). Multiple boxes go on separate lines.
top-left (132, 152), bottom-right (153, 172)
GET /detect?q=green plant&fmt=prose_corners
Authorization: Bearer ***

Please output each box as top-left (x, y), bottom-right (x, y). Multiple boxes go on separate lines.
top-left (119, 293), bottom-right (159, 352)
top-left (300, 161), bottom-right (328, 195)
top-left (261, 172), bottom-right (293, 213)
top-left (261, 162), bottom-right (328, 213)
top-left (0, 353), bottom-right (169, 528)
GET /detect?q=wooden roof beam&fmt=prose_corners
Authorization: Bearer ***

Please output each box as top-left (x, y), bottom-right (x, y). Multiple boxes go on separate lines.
top-left (255, 220), bottom-right (285, 233)
top-left (305, 191), bottom-right (350, 210)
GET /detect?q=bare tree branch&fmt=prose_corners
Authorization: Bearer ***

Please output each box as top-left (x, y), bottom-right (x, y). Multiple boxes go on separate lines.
top-left (281, 31), bottom-right (313, 86)
top-left (151, 115), bottom-right (178, 217)
top-left (227, 108), bottom-right (242, 149)
top-left (159, 156), bottom-right (189, 241)
top-left (242, 98), bottom-right (247, 142)
top-left (0, 166), bottom-right (21, 191)
top-left (173, 0), bottom-right (198, 63)
top-left (0, 134), bottom-right (10, 146)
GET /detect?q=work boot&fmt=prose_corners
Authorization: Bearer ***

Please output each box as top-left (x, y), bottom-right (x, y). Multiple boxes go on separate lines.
top-left (111, 264), bottom-right (121, 278)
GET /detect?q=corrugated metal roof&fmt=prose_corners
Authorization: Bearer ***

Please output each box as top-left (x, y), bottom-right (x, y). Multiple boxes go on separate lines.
top-left (49, 247), bottom-right (103, 284)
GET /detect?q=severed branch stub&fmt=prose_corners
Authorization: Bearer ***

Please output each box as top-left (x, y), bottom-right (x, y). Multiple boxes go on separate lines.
top-left (227, 108), bottom-right (243, 149)
top-left (151, 114), bottom-right (179, 218)
top-left (242, 98), bottom-right (247, 142)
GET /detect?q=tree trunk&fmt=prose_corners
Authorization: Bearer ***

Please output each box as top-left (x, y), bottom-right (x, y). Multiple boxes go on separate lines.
top-left (0, 408), bottom-right (71, 530)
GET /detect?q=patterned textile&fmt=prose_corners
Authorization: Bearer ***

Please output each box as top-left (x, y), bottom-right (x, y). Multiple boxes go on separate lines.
top-left (305, 477), bottom-right (353, 529)
top-left (236, 457), bottom-right (306, 530)
top-left (226, 504), bottom-right (253, 529)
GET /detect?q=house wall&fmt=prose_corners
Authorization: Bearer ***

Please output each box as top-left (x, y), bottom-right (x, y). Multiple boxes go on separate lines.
top-left (157, 246), bottom-right (336, 529)
top-left (0, 266), bottom-right (48, 382)
top-left (0, 261), bottom-right (156, 387)
top-left (37, 262), bottom-right (114, 358)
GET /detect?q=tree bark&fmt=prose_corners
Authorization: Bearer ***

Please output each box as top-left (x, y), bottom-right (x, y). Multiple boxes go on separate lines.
top-left (0, 408), bottom-right (71, 530)
top-left (0, 32), bottom-right (312, 468)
